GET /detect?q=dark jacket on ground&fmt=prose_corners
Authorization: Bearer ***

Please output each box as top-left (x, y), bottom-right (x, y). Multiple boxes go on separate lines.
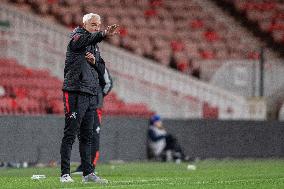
top-left (62, 26), bottom-right (106, 96)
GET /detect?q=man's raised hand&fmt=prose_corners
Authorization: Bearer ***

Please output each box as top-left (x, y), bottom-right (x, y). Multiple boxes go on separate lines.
top-left (105, 24), bottom-right (119, 36)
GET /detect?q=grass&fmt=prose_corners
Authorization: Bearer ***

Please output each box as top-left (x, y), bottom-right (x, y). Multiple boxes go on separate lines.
top-left (0, 159), bottom-right (284, 189)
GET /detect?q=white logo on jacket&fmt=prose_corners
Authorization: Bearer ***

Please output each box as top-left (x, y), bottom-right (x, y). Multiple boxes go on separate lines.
top-left (69, 112), bottom-right (77, 119)
top-left (96, 127), bottom-right (100, 134)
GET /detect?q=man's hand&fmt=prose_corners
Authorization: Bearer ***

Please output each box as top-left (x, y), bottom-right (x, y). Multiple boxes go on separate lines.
top-left (85, 52), bottom-right (96, 65)
top-left (105, 24), bottom-right (119, 36)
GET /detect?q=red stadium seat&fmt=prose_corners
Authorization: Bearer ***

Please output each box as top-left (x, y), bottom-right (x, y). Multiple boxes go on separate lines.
top-left (202, 102), bottom-right (219, 119)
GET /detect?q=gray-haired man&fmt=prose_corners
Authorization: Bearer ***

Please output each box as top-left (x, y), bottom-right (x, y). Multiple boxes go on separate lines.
top-left (60, 13), bottom-right (118, 183)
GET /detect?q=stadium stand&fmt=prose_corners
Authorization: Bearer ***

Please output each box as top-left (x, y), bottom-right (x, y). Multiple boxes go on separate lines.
top-left (212, 0), bottom-right (284, 58)
top-left (0, 58), bottom-right (153, 116)
top-left (230, 0), bottom-right (284, 46)
top-left (5, 0), bottom-right (279, 78)
top-left (0, 1), bottom-right (272, 119)
top-left (0, 58), bottom-right (59, 114)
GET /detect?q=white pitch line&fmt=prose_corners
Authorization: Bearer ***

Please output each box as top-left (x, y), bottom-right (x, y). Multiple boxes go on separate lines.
top-left (59, 182), bottom-right (173, 189)
top-left (58, 178), bottom-right (172, 189)
top-left (111, 178), bottom-right (170, 184)
top-left (59, 177), bottom-right (284, 189)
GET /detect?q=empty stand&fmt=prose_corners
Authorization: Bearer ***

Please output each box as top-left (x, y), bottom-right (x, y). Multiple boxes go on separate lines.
top-left (232, 0), bottom-right (284, 44)
top-left (0, 2), bottom-right (268, 119)
top-left (0, 58), bottom-right (153, 117)
top-left (5, 0), bottom-right (278, 78)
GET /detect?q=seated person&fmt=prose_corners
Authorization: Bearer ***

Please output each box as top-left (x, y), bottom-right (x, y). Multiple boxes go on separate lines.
top-left (147, 114), bottom-right (190, 162)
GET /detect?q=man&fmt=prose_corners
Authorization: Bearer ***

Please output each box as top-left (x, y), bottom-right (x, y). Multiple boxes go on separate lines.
top-left (73, 51), bottom-right (113, 175)
top-left (60, 13), bottom-right (118, 183)
top-left (147, 115), bottom-right (189, 162)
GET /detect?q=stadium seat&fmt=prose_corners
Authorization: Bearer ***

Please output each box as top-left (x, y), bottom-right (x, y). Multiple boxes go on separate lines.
top-left (202, 102), bottom-right (219, 119)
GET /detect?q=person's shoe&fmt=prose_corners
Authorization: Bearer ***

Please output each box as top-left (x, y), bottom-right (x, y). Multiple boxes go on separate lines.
top-left (175, 158), bottom-right (181, 164)
top-left (60, 174), bottom-right (74, 183)
top-left (82, 173), bottom-right (108, 184)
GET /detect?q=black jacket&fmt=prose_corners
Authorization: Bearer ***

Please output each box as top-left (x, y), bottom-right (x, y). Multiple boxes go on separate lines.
top-left (62, 26), bottom-right (106, 95)
top-left (96, 55), bottom-right (113, 108)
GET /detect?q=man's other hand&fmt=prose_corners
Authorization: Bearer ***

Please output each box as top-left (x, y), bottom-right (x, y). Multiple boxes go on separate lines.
top-left (85, 52), bottom-right (96, 64)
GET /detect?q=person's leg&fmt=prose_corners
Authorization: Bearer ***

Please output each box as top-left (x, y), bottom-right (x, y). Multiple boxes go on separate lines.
top-left (92, 108), bottom-right (102, 169)
top-left (92, 133), bottom-right (100, 168)
top-left (79, 100), bottom-right (95, 176)
top-left (81, 98), bottom-right (108, 184)
top-left (72, 129), bottom-right (83, 174)
top-left (73, 108), bottom-right (102, 173)
top-left (165, 134), bottom-right (176, 150)
top-left (73, 164), bottom-right (83, 173)
top-left (165, 134), bottom-right (188, 161)
top-left (60, 92), bottom-right (87, 176)
top-left (164, 134), bottom-right (182, 161)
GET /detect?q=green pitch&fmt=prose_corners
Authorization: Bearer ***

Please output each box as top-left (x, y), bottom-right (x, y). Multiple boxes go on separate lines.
top-left (0, 159), bottom-right (283, 189)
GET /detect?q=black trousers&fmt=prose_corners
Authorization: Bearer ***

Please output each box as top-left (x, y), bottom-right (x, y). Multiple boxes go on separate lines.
top-left (77, 108), bottom-right (102, 172)
top-left (164, 134), bottom-right (185, 160)
top-left (60, 91), bottom-right (99, 176)
top-left (91, 108), bottom-right (102, 168)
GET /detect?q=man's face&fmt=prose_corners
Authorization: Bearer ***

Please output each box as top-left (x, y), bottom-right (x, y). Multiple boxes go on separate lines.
top-left (84, 17), bottom-right (101, 33)
top-left (155, 120), bottom-right (163, 129)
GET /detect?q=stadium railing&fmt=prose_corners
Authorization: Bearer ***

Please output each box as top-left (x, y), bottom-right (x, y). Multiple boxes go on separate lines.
top-left (0, 3), bottom-right (267, 119)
